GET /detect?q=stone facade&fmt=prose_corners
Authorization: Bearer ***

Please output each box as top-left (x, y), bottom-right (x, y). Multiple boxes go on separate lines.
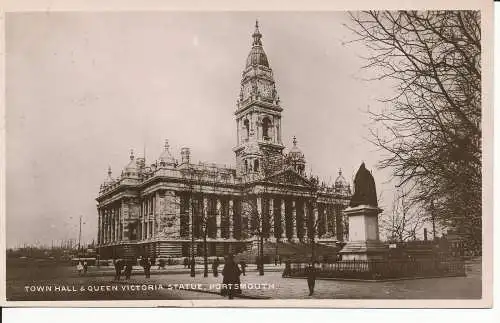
top-left (96, 21), bottom-right (352, 260)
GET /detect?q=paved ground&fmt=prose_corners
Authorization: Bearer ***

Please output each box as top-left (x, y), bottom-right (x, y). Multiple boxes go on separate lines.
top-left (6, 259), bottom-right (481, 301)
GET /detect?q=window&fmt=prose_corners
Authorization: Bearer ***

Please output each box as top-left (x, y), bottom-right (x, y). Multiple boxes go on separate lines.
top-left (244, 119), bottom-right (250, 139)
top-left (244, 160), bottom-right (248, 172)
top-left (262, 117), bottom-right (271, 139)
top-left (254, 159), bottom-right (259, 172)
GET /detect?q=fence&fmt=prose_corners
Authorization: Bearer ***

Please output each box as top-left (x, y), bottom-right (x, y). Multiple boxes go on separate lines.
top-left (288, 259), bottom-right (466, 280)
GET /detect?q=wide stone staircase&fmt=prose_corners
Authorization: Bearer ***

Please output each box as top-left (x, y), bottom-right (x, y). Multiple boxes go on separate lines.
top-left (233, 240), bottom-right (341, 264)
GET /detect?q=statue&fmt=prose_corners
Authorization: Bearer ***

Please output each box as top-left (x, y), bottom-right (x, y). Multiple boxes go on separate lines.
top-left (349, 162), bottom-right (378, 207)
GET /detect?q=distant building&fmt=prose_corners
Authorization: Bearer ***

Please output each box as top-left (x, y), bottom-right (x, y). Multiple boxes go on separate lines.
top-left (96, 22), bottom-right (352, 259)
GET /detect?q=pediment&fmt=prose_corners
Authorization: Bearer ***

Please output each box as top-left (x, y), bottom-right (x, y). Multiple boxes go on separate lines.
top-left (264, 168), bottom-right (314, 188)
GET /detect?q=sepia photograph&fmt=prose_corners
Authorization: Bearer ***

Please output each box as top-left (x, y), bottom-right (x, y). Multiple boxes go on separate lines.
top-left (1, 2), bottom-right (493, 308)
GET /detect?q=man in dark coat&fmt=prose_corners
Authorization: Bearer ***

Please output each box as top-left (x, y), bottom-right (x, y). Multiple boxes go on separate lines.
top-left (124, 260), bottom-right (133, 280)
top-left (142, 257), bottom-right (152, 278)
top-left (114, 258), bottom-right (124, 281)
top-left (222, 254), bottom-right (241, 299)
top-left (212, 257), bottom-right (220, 277)
top-left (282, 260), bottom-right (291, 277)
top-left (305, 262), bottom-right (317, 296)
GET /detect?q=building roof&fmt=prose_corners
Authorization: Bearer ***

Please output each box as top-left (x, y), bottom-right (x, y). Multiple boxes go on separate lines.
top-left (245, 20), bottom-right (269, 68)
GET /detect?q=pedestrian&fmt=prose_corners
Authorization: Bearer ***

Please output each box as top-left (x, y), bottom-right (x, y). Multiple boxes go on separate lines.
top-left (212, 257), bottom-right (220, 277)
top-left (125, 260), bottom-right (133, 280)
top-left (83, 261), bottom-right (88, 275)
top-left (141, 257), bottom-right (152, 278)
top-left (146, 257), bottom-right (152, 278)
top-left (282, 260), bottom-right (291, 277)
top-left (222, 254), bottom-right (241, 299)
top-left (239, 260), bottom-right (246, 276)
top-left (76, 261), bottom-right (83, 276)
top-left (183, 257), bottom-right (189, 269)
top-left (305, 262), bottom-right (317, 296)
top-left (113, 258), bottom-right (123, 281)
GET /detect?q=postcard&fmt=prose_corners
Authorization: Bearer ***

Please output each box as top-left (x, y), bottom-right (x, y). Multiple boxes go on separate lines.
top-left (0, 0), bottom-right (493, 308)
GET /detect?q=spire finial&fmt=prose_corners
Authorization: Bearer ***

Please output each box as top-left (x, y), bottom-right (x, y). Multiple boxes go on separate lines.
top-left (130, 149), bottom-right (134, 160)
top-left (107, 165), bottom-right (112, 177)
top-left (339, 168), bottom-right (342, 176)
top-left (252, 19), bottom-right (262, 46)
top-left (164, 139), bottom-right (170, 151)
top-left (292, 136), bottom-right (297, 146)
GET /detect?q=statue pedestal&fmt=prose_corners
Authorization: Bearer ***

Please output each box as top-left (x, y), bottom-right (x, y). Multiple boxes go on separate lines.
top-left (340, 205), bottom-right (387, 261)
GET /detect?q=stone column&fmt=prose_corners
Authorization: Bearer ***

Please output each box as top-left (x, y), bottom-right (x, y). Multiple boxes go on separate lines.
top-left (203, 196), bottom-right (208, 238)
top-left (216, 198), bottom-right (222, 238)
top-left (280, 199), bottom-right (286, 239)
top-left (111, 209), bottom-right (115, 242)
top-left (108, 209), bottom-right (112, 242)
top-left (228, 198), bottom-right (234, 239)
top-left (145, 197), bottom-right (150, 239)
top-left (187, 194), bottom-right (192, 238)
top-left (269, 198), bottom-right (275, 241)
top-left (117, 207), bottom-right (121, 241)
top-left (303, 201), bottom-right (308, 241)
top-left (116, 208), bottom-right (119, 241)
top-left (291, 200), bottom-right (298, 241)
top-left (97, 210), bottom-right (101, 245)
top-left (108, 210), bottom-right (111, 242)
top-left (313, 201), bottom-right (319, 240)
top-left (256, 197), bottom-right (262, 235)
top-left (153, 191), bottom-right (159, 238)
top-left (325, 204), bottom-right (330, 236)
top-left (102, 209), bottom-right (108, 243)
top-left (109, 210), bottom-right (112, 242)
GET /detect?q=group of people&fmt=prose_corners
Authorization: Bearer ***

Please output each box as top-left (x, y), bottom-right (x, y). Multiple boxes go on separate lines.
top-left (182, 257), bottom-right (248, 278)
top-left (113, 256), bottom-right (154, 281)
top-left (76, 261), bottom-right (88, 276)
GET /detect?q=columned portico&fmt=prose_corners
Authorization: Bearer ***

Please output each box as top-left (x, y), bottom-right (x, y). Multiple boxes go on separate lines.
top-left (290, 200), bottom-right (298, 242)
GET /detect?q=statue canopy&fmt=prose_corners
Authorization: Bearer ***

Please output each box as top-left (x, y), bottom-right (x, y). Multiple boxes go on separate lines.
top-left (349, 162), bottom-right (378, 207)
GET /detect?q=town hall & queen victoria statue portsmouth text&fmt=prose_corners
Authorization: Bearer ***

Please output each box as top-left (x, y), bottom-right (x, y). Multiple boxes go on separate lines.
top-left (95, 22), bottom-right (352, 261)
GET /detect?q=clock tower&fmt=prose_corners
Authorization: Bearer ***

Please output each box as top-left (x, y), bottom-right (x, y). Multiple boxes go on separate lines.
top-left (234, 21), bottom-right (285, 178)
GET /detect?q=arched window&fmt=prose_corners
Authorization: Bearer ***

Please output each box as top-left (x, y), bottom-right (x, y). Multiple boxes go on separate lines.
top-left (244, 119), bottom-right (250, 139)
top-left (254, 159), bottom-right (259, 172)
top-left (244, 160), bottom-right (248, 172)
top-left (262, 117), bottom-right (271, 139)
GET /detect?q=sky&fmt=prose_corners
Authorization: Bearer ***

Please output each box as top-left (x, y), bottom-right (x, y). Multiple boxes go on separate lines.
top-left (5, 11), bottom-right (401, 248)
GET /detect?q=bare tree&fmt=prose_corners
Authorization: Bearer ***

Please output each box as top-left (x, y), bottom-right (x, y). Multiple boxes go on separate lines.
top-left (381, 186), bottom-right (426, 242)
top-left (347, 11), bottom-right (481, 249)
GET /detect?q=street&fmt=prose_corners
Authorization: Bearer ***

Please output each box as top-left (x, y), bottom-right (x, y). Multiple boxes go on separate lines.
top-left (6, 258), bottom-right (481, 301)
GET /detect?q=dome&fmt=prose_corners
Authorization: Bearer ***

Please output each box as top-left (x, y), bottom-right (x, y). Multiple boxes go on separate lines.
top-left (158, 139), bottom-right (177, 166)
top-left (288, 136), bottom-right (305, 162)
top-left (246, 46), bottom-right (269, 68)
top-left (245, 20), bottom-right (269, 68)
top-left (334, 169), bottom-right (348, 188)
top-left (123, 149), bottom-right (139, 176)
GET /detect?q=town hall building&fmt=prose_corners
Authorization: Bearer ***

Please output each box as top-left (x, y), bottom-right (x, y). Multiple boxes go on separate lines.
top-left (96, 22), bottom-right (352, 260)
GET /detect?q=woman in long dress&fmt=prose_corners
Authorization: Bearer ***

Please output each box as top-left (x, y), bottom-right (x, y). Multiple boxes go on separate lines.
top-left (221, 254), bottom-right (241, 299)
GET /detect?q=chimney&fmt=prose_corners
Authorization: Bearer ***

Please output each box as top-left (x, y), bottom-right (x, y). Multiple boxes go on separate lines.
top-left (181, 147), bottom-right (191, 164)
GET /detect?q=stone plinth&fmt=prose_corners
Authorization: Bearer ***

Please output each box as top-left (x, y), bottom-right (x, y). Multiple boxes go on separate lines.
top-left (340, 205), bottom-right (387, 261)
